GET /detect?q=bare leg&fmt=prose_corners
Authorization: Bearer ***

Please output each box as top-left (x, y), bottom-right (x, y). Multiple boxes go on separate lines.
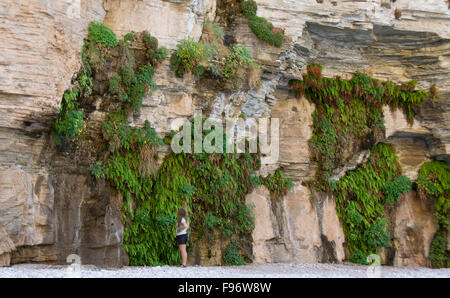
top-left (178, 244), bottom-right (187, 266)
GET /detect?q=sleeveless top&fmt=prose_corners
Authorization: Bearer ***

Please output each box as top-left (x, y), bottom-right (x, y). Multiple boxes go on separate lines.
top-left (176, 217), bottom-right (188, 236)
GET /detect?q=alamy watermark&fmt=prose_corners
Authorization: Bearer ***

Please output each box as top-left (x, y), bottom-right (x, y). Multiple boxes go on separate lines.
top-left (64, 254), bottom-right (82, 278)
top-left (366, 254), bottom-right (382, 278)
top-left (169, 110), bottom-right (279, 164)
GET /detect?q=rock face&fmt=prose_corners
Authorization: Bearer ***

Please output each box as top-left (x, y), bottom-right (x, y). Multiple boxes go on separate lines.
top-left (48, 173), bottom-right (127, 267)
top-left (187, 230), bottom-right (230, 266)
top-left (0, 0), bottom-right (105, 130)
top-left (103, 0), bottom-right (216, 50)
top-left (268, 93), bottom-right (316, 180)
top-left (392, 191), bottom-right (438, 267)
top-left (384, 107), bottom-right (447, 181)
top-left (0, 0), bottom-right (108, 267)
top-left (0, 0), bottom-right (449, 267)
top-left (0, 226), bottom-right (15, 267)
top-left (0, 169), bottom-right (54, 263)
top-left (246, 185), bottom-right (345, 264)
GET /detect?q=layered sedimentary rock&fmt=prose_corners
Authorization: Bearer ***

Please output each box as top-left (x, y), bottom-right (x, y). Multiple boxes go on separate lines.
top-left (103, 0), bottom-right (217, 49)
top-left (246, 184), bottom-right (346, 264)
top-left (0, 0), bottom-right (107, 266)
top-left (392, 191), bottom-right (438, 267)
top-left (0, 0), bottom-right (449, 267)
top-left (0, 0), bottom-right (105, 129)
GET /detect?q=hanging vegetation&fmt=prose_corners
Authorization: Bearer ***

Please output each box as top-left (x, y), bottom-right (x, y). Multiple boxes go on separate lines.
top-left (417, 161), bottom-right (449, 268)
top-left (53, 22), bottom-right (291, 266)
top-left (287, 64), bottom-right (440, 265)
top-left (122, 124), bottom-right (292, 266)
top-left (52, 23), bottom-right (170, 265)
top-left (335, 143), bottom-right (412, 264)
top-left (289, 64), bottom-right (436, 191)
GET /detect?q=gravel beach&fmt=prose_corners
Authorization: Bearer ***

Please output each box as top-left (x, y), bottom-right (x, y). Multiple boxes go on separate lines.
top-left (0, 263), bottom-right (448, 278)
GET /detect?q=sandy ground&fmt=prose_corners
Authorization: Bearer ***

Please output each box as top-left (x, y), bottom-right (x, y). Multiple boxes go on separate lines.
top-left (0, 263), bottom-right (449, 278)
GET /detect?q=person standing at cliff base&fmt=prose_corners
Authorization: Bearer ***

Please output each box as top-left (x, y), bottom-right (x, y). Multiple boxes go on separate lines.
top-left (176, 208), bottom-right (189, 267)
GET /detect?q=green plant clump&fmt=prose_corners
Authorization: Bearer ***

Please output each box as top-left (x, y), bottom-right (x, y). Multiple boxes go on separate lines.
top-left (170, 22), bottom-right (261, 90)
top-left (117, 64), bottom-right (157, 113)
top-left (170, 39), bottom-right (208, 77)
top-left (247, 16), bottom-right (284, 48)
top-left (88, 161), bottom-right (106, 179)
top-left (218, 45), bottom-right (258, 88)
top-left (143, 31), bottom-right (168, 66)
top-left (87, 22), bottom-right (118, 48)
top-left (261, 169), bottom-right (293, 199)
top-left (240, 0), bottom-right (284, 47)
top-left (241, 0), bottom-right (257, 17)
top-left (53, 66), bottom-right (95, 143)
top-left (417, 160), bottom-right (449, 268)
top-left (223, 240), bottom-right (246, 265)
top-left (54, 88), bottom-right (85, 140)
top-left (428, 232), bottom-right (448, 268)
top-left (335, 143), bottom-right (411, 264)
top-left (54, 25), bottom-right (164, 145)
top-left (383, 175), bottom-right (412, 205)
top-left (108, 74), bottom-right (121, 93)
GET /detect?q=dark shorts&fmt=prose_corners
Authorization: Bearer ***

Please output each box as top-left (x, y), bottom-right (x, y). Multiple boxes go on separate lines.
top-left (176, 233), bottom-right (188, 245)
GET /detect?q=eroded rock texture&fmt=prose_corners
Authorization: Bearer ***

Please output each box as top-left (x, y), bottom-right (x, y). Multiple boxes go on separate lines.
top-left (0, 0), bottom-right (110, 266)
top-left (392, 191), bottom-right (438, 267)
top-left (246, 185), bottom-right (346, 264)
top-left (0, 0), bottom-right (449, 267)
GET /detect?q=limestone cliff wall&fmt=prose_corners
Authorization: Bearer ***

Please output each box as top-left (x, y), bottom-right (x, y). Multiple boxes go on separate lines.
top-left (0, 0), bottom-right (449, 267)
top-left (0, 0), bottom-right (108, 266)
